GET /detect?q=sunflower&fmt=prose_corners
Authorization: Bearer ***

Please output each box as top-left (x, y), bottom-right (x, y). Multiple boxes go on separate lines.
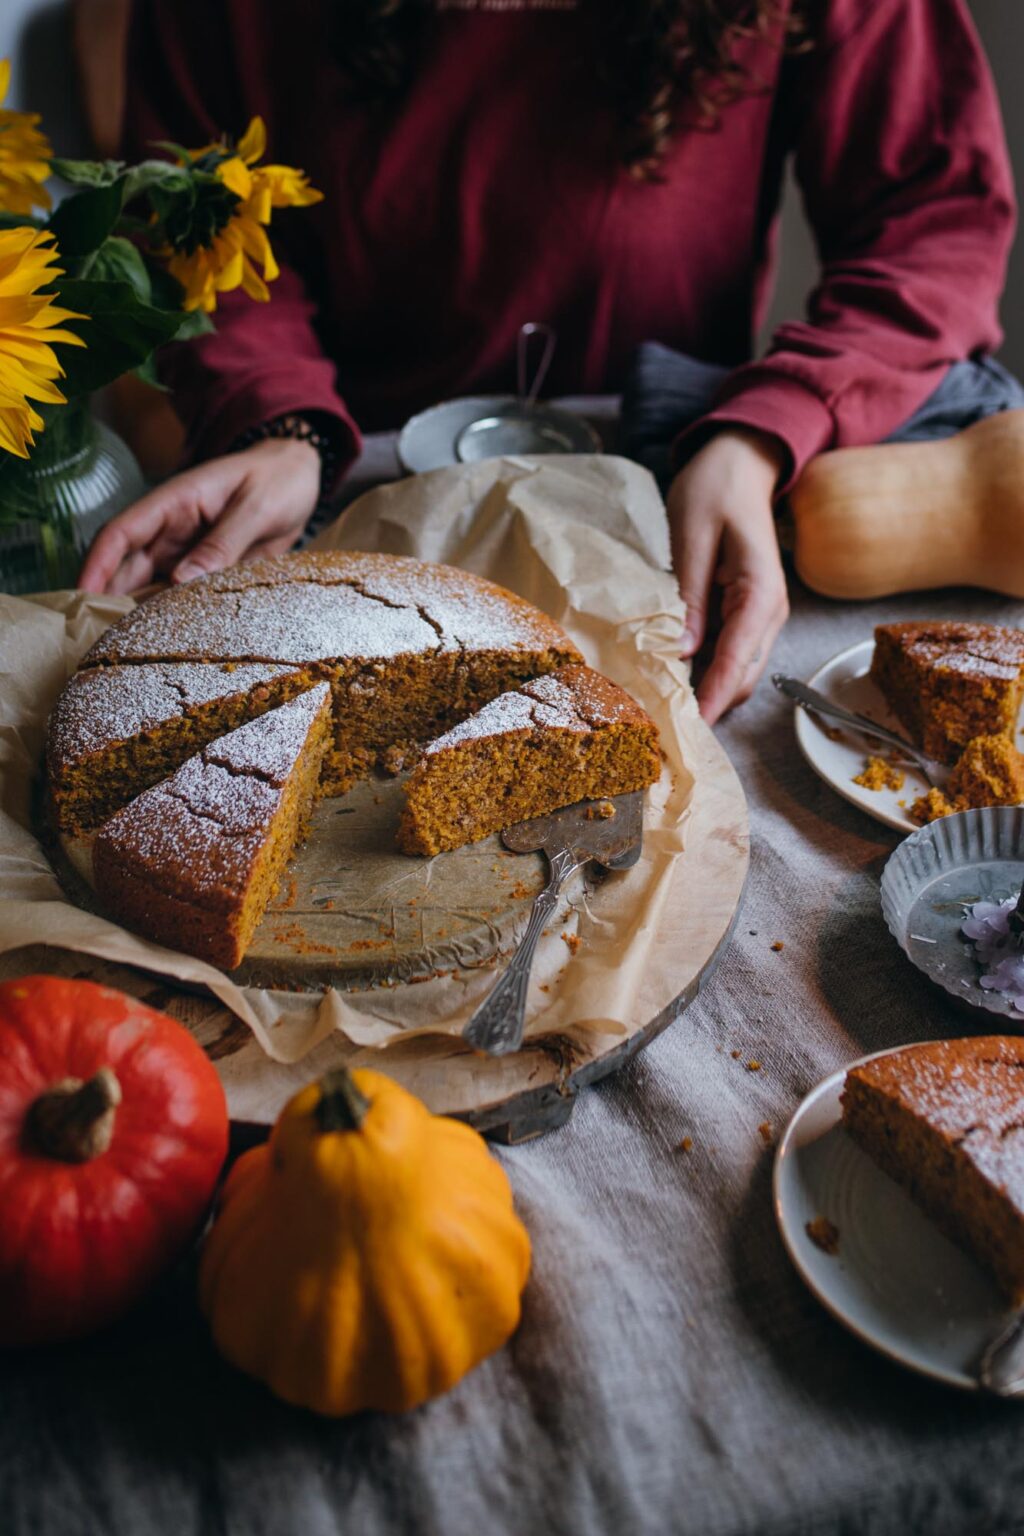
top-left (0, 59), bottom-right (52, 214)
top-left (0, 226), bottom-right (85, 458)
top-left (164, 116), bottom-right (322, 313)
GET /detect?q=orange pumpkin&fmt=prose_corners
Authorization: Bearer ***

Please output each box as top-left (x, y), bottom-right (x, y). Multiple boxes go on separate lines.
top-left (199, 1068), bottom-right (531, 1415)
top-left (0, 975), bottom-right (228, 1346)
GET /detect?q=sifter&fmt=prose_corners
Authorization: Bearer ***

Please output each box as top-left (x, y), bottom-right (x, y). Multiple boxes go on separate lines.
top-left (397, 323), bottom-right (601, 473)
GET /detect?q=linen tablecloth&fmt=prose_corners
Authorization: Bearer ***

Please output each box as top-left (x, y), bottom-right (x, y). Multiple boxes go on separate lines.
top-left (5, 431), bottom-right (1024, 1536)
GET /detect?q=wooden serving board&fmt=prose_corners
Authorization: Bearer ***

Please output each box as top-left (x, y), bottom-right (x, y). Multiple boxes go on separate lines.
top-left (18, 722), bottom-right (748, 1142)
top-left (52, 774), bottom-right (561, 990)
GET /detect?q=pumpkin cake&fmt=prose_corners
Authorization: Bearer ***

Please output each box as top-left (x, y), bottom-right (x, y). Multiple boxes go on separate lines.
top-left (871, 621), bottom-right (1024, 765)
top-left (73, 551), bottom-right (581, 802)
top-left (398, 665), bottom-right (661, 856)
top-left (92, 685), bottom-right (332, 970)
top-left (909, 733), bottom-right (1024, 824)
top-left (48, 661), bottom-right (317, 833)
top-left (842, 1037), bottom-right (1024, 1302)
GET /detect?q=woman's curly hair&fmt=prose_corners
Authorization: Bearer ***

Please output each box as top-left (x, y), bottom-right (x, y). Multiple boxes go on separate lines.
top-left (330, 1), bottom-right (807, 179)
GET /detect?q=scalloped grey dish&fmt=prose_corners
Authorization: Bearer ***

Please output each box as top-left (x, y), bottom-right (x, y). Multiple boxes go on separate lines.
top-left (880, 805), bottom-right (1024, 1024)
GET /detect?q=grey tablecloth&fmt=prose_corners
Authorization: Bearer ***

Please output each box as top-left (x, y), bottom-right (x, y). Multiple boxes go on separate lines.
top-left (7, 438), bottom-right (1024, 1536)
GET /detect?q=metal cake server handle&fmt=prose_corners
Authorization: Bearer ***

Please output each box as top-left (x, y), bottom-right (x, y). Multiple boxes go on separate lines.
top-left (462, 844), bottom-right (582, 1057)
top-left (462, 792), bottom-right (644, 1057)
top-left (978, 1310), bottom-right (1024, 1395)
top-left (772, 673), bottom-right (944, 788)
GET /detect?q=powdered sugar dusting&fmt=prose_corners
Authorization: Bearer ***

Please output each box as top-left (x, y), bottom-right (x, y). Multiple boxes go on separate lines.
top-left (87, 582), bottom-right (439, 664)
top-left (524, 666), bottom-right (634, 725)
top-left (858, 1037), bottom-right (1024, 1210)
top-left (96, 685), bottom-right (330, 895)
top-left (48, 661), bottom-right (299, 763)
top-left (423, 676), bottom-right (588, 752)
top-left (84, 551), bottom-right (576, 667)
top-left (886, 621), bottom-right (1024, 683)
top-left (206, 683), bottom-right (330, 783)
top-left (421, 664), bottom-right (647, 753)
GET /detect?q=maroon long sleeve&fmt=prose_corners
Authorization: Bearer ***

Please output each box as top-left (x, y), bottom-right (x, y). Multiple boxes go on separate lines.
top-left (123, 0), bottom-right (1016, 484)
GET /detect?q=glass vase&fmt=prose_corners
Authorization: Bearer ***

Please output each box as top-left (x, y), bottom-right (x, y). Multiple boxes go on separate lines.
top-left (0, 401), bottom-right (147, 595)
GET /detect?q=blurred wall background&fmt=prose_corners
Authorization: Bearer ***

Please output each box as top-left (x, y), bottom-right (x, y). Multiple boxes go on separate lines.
top-left (1, 0), bottom-right (1021, 378)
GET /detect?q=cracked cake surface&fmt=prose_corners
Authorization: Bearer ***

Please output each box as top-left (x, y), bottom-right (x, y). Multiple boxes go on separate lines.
top-left (398, 664), bottom-right (661, 856)
top-left (47, 660), bottom-right (315, 832)
top-left (53, 551), bottom-right (581, 823)
top-left (842, 1036), bottom-right (1024, 1301)
top-left (92, 684), bottom-right (333, 969)
top-left (82, 551), bottom-right (574, 665)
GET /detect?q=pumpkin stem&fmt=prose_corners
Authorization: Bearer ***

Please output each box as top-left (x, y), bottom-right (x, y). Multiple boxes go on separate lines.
top-left (315, 1069), bottom-right (370, 1133)
top-left (24, 1067), bottom-right (122, 1163)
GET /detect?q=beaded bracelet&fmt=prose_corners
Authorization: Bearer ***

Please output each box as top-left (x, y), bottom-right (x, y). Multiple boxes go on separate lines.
top-left (232, 413), bottom-right (339, 505)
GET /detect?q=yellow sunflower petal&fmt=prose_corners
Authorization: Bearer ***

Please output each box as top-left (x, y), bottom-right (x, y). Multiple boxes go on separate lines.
top-left (236, 116), bottom-right (267, 165)
top-left (217, 154), bottom-right (252, 201)
top-left (0, 224), bottom-right (84, 457)
top-left (257, 164), bottom-right (324, 208)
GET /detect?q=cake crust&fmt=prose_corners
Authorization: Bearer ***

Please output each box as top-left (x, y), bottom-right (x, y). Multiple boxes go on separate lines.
top-left (92, 685), bottom-right (333, 970)
top-left (398, 665), bottom-right (661, 856)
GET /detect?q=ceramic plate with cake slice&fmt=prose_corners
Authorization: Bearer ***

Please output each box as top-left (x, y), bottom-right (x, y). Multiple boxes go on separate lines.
top-left (774, 1038), bottom-right (1024, 1391)
top-left (792, 623), bottom-right (1024, 836)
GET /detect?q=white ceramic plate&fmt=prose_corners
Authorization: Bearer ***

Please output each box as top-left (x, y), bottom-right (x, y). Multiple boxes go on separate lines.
top-left (793, 640), bottom-right (924, 833)
top-left (794, 640), bottom-right (1024, 835)
top-left (774, 1049), bottom-right (1012, 1391)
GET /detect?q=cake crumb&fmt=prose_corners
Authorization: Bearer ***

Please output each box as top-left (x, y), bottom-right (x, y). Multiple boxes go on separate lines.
top-left (770, 940), bottom-right (784, 953)
top-left (676, 1136), bottom-right (693, 1152)
top-left (805, 1216), bottom-right (840, 1256)
top-left (731, 1049), bottom-right (742, 1060)
top-left (853, 755), bottom-right (905, 792)
top-left (758, 1121), bottom-right (773, 1145)
top-left (561, 931), bottom-right (582, 955)
top-left (746, 1059), bottom-right (762, 1072)
top-left (584, 800), bottom-right (617, 820)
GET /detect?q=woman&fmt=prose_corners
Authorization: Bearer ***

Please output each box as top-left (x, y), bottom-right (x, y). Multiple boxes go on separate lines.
top-left (78, 0), bottom-right (1016, 723)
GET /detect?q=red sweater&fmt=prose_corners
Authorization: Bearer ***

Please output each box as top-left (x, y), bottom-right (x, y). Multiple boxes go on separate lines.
top-left (124, 0), bottom-right (1016, 487)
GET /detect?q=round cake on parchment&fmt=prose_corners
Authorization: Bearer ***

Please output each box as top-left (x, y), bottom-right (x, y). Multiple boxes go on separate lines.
top-left (46, 552), bottom-right (661, 971)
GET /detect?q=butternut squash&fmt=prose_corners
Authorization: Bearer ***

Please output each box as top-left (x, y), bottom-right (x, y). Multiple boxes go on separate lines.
top-left (790, 410), bottom-right (1024, 601)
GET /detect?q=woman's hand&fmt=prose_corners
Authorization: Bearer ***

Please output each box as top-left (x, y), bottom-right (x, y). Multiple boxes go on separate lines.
top-left (667, 427), bottom-right (790, 725)
top-left (77, 437), bottom-right (321, 594)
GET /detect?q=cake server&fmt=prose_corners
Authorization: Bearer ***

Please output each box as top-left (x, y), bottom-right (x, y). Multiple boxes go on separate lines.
top-left (978, 1310), bottom-right (1024, 1395)
top-left (462, 791), bottom-right (644, 1057)
top-left (772, 673), bottom-right (947, 787)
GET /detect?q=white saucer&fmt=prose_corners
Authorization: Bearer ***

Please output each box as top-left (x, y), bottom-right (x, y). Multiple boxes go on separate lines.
top-left (774, 1050), bottom-right (1011, 1391)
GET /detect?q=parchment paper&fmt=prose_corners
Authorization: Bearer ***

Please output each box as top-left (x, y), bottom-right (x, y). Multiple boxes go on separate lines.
top-left (0, 455), bottom-right (735, 1064)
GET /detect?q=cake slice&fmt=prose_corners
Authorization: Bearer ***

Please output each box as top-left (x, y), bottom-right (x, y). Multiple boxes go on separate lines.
top-left (397, 665), bottom-right (661, 856)
top-left (842, 1037), bottom-right (1024, 1301)
top-left (871, 621), bottom-right (1024, 765)
top-left (909, 733), bottom-right (1024, 824)
top-left (92, 684), bottom-right (332, 969)
top-left (48, 661), bottom-right (319, 834)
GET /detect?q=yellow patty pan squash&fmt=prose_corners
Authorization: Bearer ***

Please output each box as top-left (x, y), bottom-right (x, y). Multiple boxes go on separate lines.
top-left (198, 1067), bottom-right (531, 1416)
